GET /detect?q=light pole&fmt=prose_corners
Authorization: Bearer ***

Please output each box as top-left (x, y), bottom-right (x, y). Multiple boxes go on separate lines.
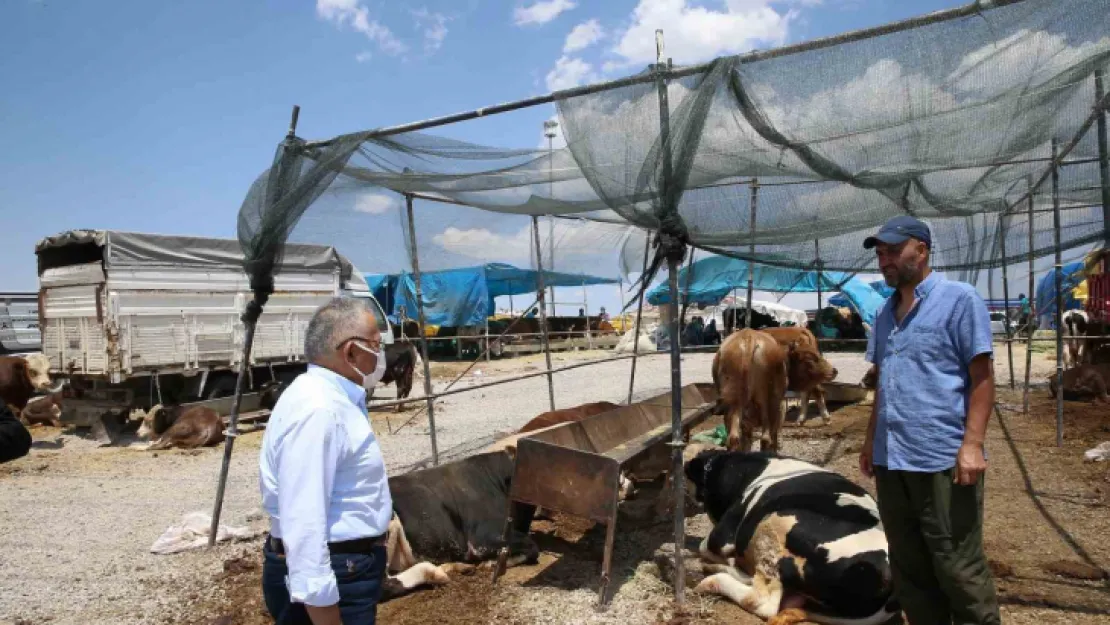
top-left (544, 119), bottom-right (559, 316)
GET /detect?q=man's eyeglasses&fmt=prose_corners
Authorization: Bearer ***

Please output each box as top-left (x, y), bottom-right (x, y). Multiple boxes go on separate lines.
top-left (335, 336), bottom-right (383, 352)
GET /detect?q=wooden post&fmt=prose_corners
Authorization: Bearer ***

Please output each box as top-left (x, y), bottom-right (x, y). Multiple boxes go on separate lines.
top-left (627, 231), bottom-right (652, 405)
top-left (998, 212), bottom-right (1016, 389)
top-left (746, 179), bottom-right (758, 328)
top-left (406, 194), bottom-right (440, 465)
top-left (532, 216), bottom-right (556, 412)
top-left (1023, 176), bottom-right (1036, 416)
top-left (654, 30), bottom-right (686, 609)
top-left (1051, 139), bottom-right (1064, 447)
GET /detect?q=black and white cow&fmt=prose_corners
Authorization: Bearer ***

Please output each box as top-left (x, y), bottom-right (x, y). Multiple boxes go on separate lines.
top-left (1063, 310), bottom-right (1090, 369)
top-left (685, 450), bottom-right (898, 625)
top-left (381, 450), bottom-right (539, 600)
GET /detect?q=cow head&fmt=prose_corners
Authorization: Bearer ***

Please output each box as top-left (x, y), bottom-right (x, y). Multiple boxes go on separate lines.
top-left (259, 380), bottom-right (287, 412)
top-left (138, 404), bottom-right (176, 440)
top-left (788, 344), bottom-right (838, 385)
top-left (685, 450), bottom-right (780, 522)
top-left (23, 353), bottom-right (63, 394)
top-left (861, 365), bottom-right (878, 390)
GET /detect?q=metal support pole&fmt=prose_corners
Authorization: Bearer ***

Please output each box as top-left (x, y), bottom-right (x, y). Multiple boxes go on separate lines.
top-left (532, 215), bottom-right (556, 412)
top-left (815, 239), bottom-right (823, 312)
top-left (583, 279), bottom-right (593, 349)
top-left (406, 194), bottom-right (440, 465)
top-left (654, 30), bottom-right (685, 609)
top-left (208, 317), bottom-right (259, 546)
top-left (746, 179), bottom-right (758, 328)
top-left (627, 231), bottom-right (652, 405)
top-left (1096, 70), bottom-right (1110, 247)
top-left (485, 317), bottom-right (491, 362)
top-left (1051, 140), bottom-right (1064, 447)
top-left (1023, 177), bottom-right (1036, 415)
top-left (998, 213), bottom-right (1016, 389)
top-left (209, 104), bottom-right (299, 546)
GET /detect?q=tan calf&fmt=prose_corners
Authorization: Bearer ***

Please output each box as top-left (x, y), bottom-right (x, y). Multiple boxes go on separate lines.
top-left (760, 327), bottom-right (838, 425)
top-left (712, 329), bottom-right (789, 453)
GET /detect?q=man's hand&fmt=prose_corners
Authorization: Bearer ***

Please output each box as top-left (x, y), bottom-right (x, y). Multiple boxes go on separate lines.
top-left (954, 442), bottom-right (987, 486)
top-left (859, 436), bottom-right (875, 479)
top-left (306, 604), bottom-right (343, 625)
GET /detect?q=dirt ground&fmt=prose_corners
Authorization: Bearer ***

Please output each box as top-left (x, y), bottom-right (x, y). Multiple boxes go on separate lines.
top-left (191, 385), bottom-right (1110, 625)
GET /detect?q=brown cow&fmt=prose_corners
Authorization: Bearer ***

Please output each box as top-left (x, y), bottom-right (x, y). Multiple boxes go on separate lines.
top-left (0, 353), bottom-right (61, 412)
top-left (139, 404), bottom-right (225, 450)
top-left (712, 329), bottom-right (789, 452)
top-left (517, 401), bottom-right (620, 434)
top-left (760, 327), bottom-right (838, 425)
top-left (1048, 363), bottom-right (1110, 403)
top-left (20, 392), bottom-right (63, 427)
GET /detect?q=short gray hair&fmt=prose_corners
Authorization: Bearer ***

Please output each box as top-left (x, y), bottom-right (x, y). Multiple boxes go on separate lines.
top-left (304, 297), bottom-right (374, 362)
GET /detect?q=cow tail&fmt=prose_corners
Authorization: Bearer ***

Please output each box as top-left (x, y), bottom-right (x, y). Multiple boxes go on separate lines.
top-left (744, 339), bottom-right (759, 413)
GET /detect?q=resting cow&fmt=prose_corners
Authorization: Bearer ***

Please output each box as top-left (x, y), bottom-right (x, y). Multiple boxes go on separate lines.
top-left (686, 450), bottom-right (898, 625)
top-left (20, 392), bottom-right (63, 427)
top-left (381, 450), bottom-right (538, 601)
top-left (712, 329), bottom-right (789, 452)
top-left (138, 404), bottom-right (225, 450)
top-left (1048, 363), bottom-right (1110, 403)
top-left (760, 327), bottom-right (838, 425)
top-left (1063, 310), bottom-right (1090, 369)
top-left (0, 353), bottom-right (63, 413)
top-left (517, 400), bottom-right (620, 434)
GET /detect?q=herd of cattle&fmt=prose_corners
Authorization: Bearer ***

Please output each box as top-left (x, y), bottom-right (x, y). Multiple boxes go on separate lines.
top-left (4, 313), bottom-right (1107, 624)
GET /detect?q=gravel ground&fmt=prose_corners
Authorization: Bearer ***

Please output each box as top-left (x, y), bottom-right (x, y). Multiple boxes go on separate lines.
top-left (0, 344), bottom-right (1048, 624)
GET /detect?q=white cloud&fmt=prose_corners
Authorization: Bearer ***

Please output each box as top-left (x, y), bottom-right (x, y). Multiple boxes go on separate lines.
top-left (317, 0), bottom-right (407, 56)
top-left (564, 18), bottom-right (604, 53)
top-left (514, 0), bottom-right (576, 26)
top-left (608, 0), bottom-right (801, 69)
top-left (413, 8), bottom-right (450, 55)
top-left (353, 193), bottom-right (398, 215)
top-left (545, 55), bottom-right (598, 91)
top-left (433, 220), bottom-right (625, 269)
top-left (354, 50), bottom-right (373, 63)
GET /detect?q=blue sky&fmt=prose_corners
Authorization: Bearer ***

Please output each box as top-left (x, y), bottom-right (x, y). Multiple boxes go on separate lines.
top-left (2, 0), bottom-right (984, 313)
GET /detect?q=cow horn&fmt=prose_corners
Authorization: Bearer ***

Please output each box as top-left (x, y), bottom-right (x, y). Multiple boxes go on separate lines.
top-left (45, 380), bottom-right (66, 394)
top-left (146, 404), bottom-right (164, 420)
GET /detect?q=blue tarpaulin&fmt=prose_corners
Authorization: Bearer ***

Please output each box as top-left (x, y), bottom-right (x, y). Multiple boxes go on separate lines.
top-left (365, 263), bottom-right (620, 327)
top-left (1035, 262), bottom-right (1085, 324)
top-left (827, 277), bottom-right (888, 327)
top-left (646, 256), bottom-right (852, 306)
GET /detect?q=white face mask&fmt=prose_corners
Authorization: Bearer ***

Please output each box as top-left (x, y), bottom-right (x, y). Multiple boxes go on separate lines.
top-left (350, 341), bottom-right (387, 391)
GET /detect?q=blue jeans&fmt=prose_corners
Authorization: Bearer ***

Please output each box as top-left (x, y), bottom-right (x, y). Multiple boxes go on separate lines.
top-left (261, 538), bottom-right (387, 624)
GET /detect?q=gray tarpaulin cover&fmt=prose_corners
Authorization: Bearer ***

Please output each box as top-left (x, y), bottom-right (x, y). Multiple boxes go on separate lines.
top-left (35, 229), bottom-right (356, 280)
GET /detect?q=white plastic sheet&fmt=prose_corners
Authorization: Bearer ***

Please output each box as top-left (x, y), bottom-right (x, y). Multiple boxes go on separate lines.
top-left (150, 511), bottom-right (263, 555)
top-left (1083, 442), bottom-right (1110, 462)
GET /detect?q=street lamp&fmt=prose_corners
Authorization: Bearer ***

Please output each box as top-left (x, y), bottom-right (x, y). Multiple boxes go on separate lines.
top-left (543, 119), bottom-right (559, 315)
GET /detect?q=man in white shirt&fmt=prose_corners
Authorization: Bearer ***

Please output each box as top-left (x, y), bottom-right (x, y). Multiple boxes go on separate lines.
top-left (260, 297), bottom-right (393, 625)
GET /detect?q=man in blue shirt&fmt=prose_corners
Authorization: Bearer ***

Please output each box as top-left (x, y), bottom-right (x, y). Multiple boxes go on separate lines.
top-left (260, 297), bottom-right (392, 625)
top-left (859, 216), bottom-right (1001, 625)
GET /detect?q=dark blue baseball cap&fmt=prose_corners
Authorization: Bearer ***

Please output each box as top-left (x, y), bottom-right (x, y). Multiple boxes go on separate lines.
top-left (863, 216), bottom-right (932, 250)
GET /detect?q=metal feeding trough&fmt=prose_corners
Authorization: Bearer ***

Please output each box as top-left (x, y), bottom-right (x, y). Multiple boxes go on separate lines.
top-left (491, 383), bottom-right (719, 606)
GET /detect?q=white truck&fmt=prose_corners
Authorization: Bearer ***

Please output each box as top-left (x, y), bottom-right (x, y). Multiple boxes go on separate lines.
top-left (0, 292), bottom-right (41, 355)
top-left (36, 229), bottom-right (391, 437)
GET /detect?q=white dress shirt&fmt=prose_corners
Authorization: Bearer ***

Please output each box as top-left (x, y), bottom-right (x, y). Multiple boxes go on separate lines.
top-left (259, 365), bottom-right (393, 607)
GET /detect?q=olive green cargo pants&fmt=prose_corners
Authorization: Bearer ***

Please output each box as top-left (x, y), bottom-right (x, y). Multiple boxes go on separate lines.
top-left (874, 467), bottom-right (1002, 625)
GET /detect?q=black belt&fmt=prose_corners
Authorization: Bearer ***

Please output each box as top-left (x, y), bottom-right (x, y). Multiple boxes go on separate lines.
top-left (269, 534), bottom-right (386, 556)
